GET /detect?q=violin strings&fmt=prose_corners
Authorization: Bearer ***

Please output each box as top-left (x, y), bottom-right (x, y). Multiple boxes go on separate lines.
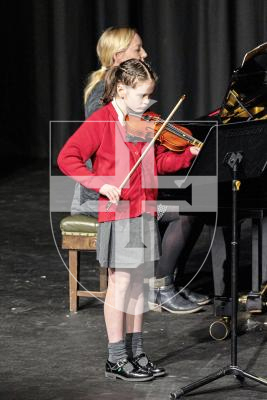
top-left (154, 116), bottom-right (196, 144)
top-left (127, 113), bottom-right (202, 146)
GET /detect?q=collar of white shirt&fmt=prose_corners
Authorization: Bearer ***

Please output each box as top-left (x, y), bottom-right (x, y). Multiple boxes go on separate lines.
top-left (112, 98), bottom-right (125, 126)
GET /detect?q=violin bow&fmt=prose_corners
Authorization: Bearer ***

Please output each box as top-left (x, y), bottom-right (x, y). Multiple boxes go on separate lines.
top-left (106, 94), bottom-right (186, 211)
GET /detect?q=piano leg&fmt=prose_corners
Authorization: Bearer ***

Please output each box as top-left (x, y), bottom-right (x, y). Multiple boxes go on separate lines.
top-left (210, 224), bottom-right (240, 298)
top-left (210, 211), bottom-right (267, 328)
top-left (210, 225), bottom-right (227, 296)
top-left (246, 212), bottom-right (267, 313)
top-left (251, 211), bottom-right (263, 292)
top-left (262, 216), bottom-right (267, 284)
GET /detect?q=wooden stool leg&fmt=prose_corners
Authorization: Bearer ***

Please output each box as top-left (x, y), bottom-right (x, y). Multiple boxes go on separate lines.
top-left (99, 267), bottom-right (108, 292)
top-left (69, 250), bottom-right (79, 312)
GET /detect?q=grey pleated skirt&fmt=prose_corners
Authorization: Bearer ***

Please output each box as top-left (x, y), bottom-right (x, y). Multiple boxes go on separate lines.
top-left (96, 214), bottom-right (161, 268)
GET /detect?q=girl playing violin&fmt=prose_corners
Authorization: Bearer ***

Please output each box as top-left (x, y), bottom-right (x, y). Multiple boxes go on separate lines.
top-left (58, 59), bottom-right (200, 381)
top-left (72, 26), bottom-right (208, 314)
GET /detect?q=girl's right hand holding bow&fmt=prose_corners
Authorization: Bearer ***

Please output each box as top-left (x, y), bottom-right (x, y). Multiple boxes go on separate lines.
top-left (99, 184), bottom-right (121, 205)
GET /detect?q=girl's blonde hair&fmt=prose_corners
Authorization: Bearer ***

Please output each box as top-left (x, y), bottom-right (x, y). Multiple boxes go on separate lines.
top-left (102, 59), bottom-right (158, 105)
top-left (84, 27), bottom-right (136, 104)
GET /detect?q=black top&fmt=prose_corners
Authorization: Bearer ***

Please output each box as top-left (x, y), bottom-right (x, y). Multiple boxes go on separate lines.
top-left (84, 80), bottom-right (105, 119)
top-left (71, 80), bottom-right (105, 217)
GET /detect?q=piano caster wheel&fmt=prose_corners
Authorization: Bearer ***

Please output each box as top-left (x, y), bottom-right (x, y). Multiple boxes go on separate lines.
top-left (209, 318), bottom-right (230, 341)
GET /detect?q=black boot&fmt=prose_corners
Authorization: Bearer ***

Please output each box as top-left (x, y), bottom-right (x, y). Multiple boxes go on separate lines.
top-left (148, 276), bottom-right (203, 314)
top-left (178, 286), bottom-right (211, 305)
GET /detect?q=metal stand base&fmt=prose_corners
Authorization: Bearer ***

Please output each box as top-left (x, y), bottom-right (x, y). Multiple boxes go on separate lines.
top-left (170, 365), bottom-right (267, 399)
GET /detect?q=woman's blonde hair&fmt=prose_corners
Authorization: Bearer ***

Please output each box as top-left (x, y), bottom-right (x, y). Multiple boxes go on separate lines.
top-left (84, 27), bottom-right (136, 104)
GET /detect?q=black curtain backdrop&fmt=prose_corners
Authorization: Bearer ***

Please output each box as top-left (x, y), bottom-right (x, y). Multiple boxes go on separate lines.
top-left (5, 0), bottom-right (267, 165)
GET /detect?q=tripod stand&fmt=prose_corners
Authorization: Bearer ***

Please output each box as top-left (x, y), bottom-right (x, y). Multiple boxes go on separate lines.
top-left (170, 151), bottom-right (267, 399)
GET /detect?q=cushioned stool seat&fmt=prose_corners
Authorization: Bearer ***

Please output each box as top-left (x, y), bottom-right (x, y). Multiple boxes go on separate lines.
top-left (60, 215), bottom-right (107, 312)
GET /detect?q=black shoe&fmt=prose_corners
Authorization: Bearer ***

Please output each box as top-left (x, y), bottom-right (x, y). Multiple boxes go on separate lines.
top-left (178, 287), bottom-right (211, 305)
top-left (105, 359), bottom-right (154, 382)
top-left (132, 353), bottom-right (166, 377)
top-left (149, 285), bottom-right (203, 314)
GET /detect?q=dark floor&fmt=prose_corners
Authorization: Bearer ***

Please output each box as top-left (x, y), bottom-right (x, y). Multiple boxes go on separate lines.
top-left (0, 161), bottom-right (266, 400)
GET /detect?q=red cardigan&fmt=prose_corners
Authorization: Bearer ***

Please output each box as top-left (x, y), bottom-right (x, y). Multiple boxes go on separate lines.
top-left (57, 103), bottom-right (195, 222)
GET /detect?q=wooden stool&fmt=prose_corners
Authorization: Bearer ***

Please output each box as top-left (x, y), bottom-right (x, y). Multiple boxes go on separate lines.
top-left (60, 215), bottom-right (107, 312)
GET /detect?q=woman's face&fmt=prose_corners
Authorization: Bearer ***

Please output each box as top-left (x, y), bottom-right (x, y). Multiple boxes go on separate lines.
top-left (122, 79), bottom-right (155, 114)
top-left (113, 34), bottom-right (147, 65)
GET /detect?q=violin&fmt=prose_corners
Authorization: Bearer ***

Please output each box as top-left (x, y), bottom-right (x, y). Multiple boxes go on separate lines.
top-left (125, 111), bottom-right (203, 152)
top-left (106, 95), bottom-right (198, 210)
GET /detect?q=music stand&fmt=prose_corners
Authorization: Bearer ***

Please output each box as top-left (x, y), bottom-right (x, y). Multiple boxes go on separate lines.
top-left (170, 120), bottom-right (267, 399)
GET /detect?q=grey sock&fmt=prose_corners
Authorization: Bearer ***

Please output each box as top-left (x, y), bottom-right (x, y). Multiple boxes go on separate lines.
top-left (108, 340), bottom-right (128, 363)
top-left (126, 332), bottom-right (144, 359)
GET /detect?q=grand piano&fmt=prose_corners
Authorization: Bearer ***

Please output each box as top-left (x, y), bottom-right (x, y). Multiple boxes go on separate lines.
top-left (160, 42), bottom-right (267, 338)
top-left (219, 42), bottom-right (267, 124)
top-left (204, 42), bottom-right (267, 336)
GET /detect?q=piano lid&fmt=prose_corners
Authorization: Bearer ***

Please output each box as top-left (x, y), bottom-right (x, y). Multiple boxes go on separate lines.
top-left (219, 42), bottom-right (267, 124)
